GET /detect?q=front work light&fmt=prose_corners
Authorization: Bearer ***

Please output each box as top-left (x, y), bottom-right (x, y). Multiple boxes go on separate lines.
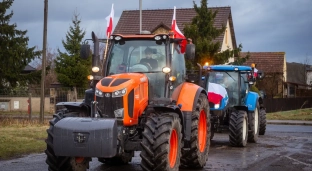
top-left (112, 88), bottom-right (127, 97)
top-left (92, 66), bottom-right (100, 73)
top-left (162, 67), bottom-right (171, 74)
top-left (214, 104), bottom-right (220, 109)
top-left (95, 88), bottom-right (104, 97)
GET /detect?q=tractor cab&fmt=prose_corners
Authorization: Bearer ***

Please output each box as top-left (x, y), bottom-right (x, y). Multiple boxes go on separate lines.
top-left (80, 32), bottom-right (196, 123)
top-left (203, 65), bottom-right (258, 108)
top-left (104, 33), bottom-right (187, 99)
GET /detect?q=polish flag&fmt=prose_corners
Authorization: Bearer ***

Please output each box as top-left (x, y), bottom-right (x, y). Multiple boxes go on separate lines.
top-left (105, 4), bottom-right (114, 37)
top-left (208, 82), bottom-right (228, 104)
top-left (254, 68), bottom-right (258, 77)
top-left (171, 6), bottom-right (187, 53)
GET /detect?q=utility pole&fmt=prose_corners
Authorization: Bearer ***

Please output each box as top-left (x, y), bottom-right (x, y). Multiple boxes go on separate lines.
top-left (40, 0), bottom-right (48, 124)
top-left (139, 0), bottom-right (142, 33)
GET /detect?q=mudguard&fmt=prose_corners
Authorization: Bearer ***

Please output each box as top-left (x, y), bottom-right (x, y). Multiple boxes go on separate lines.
top-left (53, 117), bottom-right (117, 158)
top-left (171, 82), bottom-right (207, 143)
top-left (245, 92), bottom-right (259, 111)
top-left (172, 82), bottom-right (207, 112)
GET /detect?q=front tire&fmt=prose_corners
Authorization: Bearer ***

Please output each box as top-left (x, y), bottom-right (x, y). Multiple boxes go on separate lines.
top-left (140, 113), bottom-right (182, 171)
top-left (229, 110), bottom-right (248, 147)
top-left (45, 112), bottom-right (90, 171)
top-left (259, 108), bottom-right (267, 135)
top-left (181, 93), bottom-right (210, 168)
top-left (248, 105), bottom-right (260, 143)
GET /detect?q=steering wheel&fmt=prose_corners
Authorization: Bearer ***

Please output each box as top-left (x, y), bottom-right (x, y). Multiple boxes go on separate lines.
top-left (129, 63), bottom-right (152, 72)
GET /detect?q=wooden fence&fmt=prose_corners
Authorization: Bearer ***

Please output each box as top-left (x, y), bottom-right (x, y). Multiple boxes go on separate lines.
top-left (263, 97), bottom-right (312, 113)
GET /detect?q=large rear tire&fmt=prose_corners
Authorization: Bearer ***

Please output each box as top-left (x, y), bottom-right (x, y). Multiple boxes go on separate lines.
top-left (248, 104), bottom-right (260, 143)
top-left (140, 113), bottom-right (182, 171)
top-left (181, 93), bottom-right (210, 168)
top-left (45, 112), bottom-right (90, 171)
top-left (259, 108), bottom-right (267, 135)
top-left (229, 110), bottom-right (248, 147)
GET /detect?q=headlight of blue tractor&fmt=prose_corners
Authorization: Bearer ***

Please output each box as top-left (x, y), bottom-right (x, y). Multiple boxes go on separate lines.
top-left (112, 88), bottom-right (127, 98)
top-left (95, 88), bottom-right (104, 97)
top-left (214, 104), bottom-right (220, 109)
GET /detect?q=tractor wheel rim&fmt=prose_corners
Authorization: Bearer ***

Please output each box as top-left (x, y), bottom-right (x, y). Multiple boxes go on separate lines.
top-left (169, 129), bottom-right (178, 168)
top-left (243, 116), bottom-right (247, 140)
top-left (198, 110), bottom-right (207, 152)
top-left (255, 109), bottom-right (259, 134)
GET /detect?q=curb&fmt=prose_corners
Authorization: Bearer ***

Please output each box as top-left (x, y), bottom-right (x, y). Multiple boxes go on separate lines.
top-left (267, 120), bottom-right (312, 126)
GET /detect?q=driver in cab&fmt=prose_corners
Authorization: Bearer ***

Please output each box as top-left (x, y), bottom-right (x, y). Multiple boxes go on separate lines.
top-left (140, 47), bottom-right (158, 70)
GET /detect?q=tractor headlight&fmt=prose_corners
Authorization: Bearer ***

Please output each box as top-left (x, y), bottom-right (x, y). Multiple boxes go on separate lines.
top-left (112, 88), bottom-right (127, 97)
top-left (214, 104), bottom-right (220, 109)
top-left (95, 88), bottom-right (104, 97)
top-left (114, 108), bottom-right (124, 118)
top-left (162, 67), bottom-right (171, 74)
top-left (92, 66), bottom-right (100, 73)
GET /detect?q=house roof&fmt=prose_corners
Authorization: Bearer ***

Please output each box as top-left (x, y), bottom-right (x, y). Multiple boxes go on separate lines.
top-left (241, 52), bottom-right (285, 73)
top-left (286, 62), bottom-right (306, 84)
top-left (114, 7), bottom-right (237, 49)
top-left (22, 65), bottom-right (36, 73)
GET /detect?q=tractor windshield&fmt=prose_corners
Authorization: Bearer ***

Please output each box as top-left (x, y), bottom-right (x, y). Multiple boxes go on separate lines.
top-left (107, 40), bottom-right (166, 75)
top-left (207, 71), bottom-right (239, 106)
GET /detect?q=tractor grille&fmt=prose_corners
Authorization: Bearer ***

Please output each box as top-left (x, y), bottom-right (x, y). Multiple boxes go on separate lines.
top-left (97, 93), bottom-right (123, 118)
top-left (209, 102), bottom-right (215, 109)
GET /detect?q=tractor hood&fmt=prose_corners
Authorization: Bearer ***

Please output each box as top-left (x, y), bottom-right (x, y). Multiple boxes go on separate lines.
top-left (96, 73), bottom-right (148, 93)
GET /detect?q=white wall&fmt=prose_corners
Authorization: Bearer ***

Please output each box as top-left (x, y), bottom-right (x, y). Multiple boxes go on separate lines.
top-left (220, 20), bottom-right (234, 63)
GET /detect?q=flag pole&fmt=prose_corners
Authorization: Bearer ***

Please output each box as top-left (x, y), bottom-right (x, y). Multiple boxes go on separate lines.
top-left (102, 32), bottom-right (110, 74)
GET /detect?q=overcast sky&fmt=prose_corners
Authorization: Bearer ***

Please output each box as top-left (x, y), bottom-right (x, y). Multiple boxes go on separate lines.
top-left (9, 0), bottom-right (312, 63)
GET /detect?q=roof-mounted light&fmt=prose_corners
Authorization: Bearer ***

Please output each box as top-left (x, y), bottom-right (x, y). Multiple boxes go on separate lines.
top-left (154, 36), bottom-right (161, 40)
top-left (234, 67), bottom-right (239, 71)
top-left (163, 35), bottom-right (167, 39)
top-left (115, 36), bottom-right (122, 41)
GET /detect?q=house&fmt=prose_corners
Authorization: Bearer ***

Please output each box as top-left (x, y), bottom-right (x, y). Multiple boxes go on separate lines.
top-left (285, 62), bottom-right (312, 97)
top-left (241, 52), bottom-right (286, 98)
top-left (114, 7), bottom-right (237, 63)
top-left (306, 65), bottom-right (312, 86)
top-left (22, 65), bottom-right (36, 74)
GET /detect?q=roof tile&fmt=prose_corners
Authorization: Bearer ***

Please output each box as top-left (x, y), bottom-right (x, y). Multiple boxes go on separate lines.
top-left (241, 52), bottom-right (285, 73)
top-left (114, 7), bottom-right (236, 49)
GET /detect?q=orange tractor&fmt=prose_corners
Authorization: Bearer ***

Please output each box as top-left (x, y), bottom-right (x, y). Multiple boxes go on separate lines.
top-left (45, 31), bottom-right (210, 171)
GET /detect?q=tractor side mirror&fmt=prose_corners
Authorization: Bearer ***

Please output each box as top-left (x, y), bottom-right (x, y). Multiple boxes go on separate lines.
top-left (185, 44), bottom-right (195, 60)
top-left (80, 44), bottom-right (91, 59)
top-left (257, 70), bottom-right (264, 79)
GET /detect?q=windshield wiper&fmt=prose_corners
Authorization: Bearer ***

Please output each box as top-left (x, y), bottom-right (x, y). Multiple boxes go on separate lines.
top-left (225, 72), bottom-right (236, 81)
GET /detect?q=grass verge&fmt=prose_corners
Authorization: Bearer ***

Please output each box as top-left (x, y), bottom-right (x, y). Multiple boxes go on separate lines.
top-left (267, 108), bottom-right (312, 121)
top-left (0, 118), bottom-right (49, 160)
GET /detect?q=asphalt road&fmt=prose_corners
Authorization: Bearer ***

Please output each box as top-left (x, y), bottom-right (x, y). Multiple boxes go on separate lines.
top-left (0, 124), bottom-right (311, 171)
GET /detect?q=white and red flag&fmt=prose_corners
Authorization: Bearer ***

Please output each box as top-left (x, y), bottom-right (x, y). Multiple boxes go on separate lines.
top-left (208, 82), bottom-right (228, 104)
top-left (171, 6), bottom-right (187, 53)
top-left (105, 4), bottom-right (114, 37)
top-left (253, 68), bottom-right (258, 77)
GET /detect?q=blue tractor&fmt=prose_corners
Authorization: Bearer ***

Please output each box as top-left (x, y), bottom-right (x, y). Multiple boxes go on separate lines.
top-left (201, 65), bottom-right (265, 147)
